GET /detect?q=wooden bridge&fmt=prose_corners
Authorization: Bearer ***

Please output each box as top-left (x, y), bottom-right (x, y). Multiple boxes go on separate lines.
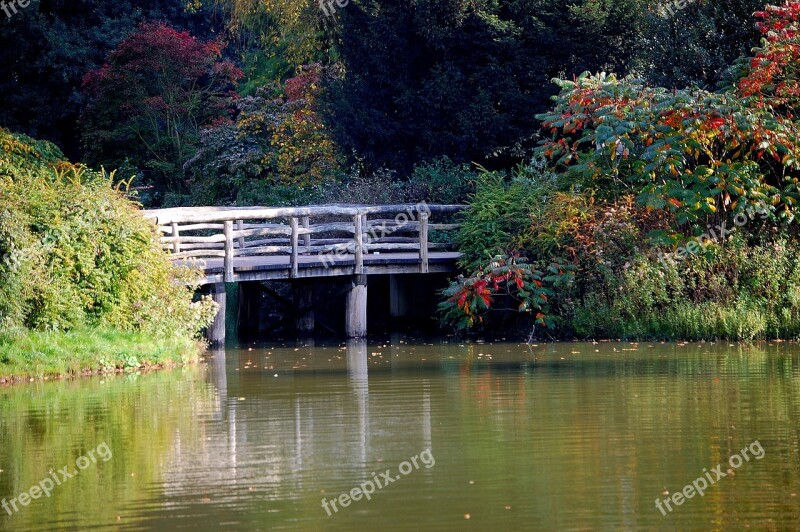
top-left (144, 204), bottom-right (466, 342)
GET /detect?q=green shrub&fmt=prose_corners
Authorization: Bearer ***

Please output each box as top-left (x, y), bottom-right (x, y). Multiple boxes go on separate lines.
top-left (570, 235), bottom-right (800, 341)
top-left (0, 128), bottom-right (217, 338)
top-left (406, 157), bottom-right (476, 205)
top-left (455, 162), bottom-right (550, 272)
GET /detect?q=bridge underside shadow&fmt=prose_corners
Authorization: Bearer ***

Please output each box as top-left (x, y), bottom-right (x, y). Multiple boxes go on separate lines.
top-left (203, 273), bottom-right (454, 345)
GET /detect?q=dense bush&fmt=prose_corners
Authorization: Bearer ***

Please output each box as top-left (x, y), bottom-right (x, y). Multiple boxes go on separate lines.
top-left (444, 4), bottom-right (800, 340)
top-left (450, 157), bottom-right (800, 340)
top-left (572, 235), bottom-right (800, 340)
top-left (0, 129), bottom-right (216, 337)
top-left (454, 164), bottom-right (548, 272)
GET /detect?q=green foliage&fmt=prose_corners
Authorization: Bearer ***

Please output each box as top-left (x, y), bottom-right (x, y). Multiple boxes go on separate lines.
top-left (0, 128), bottom-right (216, 338)
top-left (185, 68), bottom-right (344, 206)
top-left (455, 158), bottom-right (560, 272)
top-left (535, 71), bottom-right (798, 231)
top-left (406, 157), bottom-right (475, 205)
top-left (452, 6), bottom-right (800, 340)
top-left (210, 0), bottom-right (333, 79)
top-left (0, 0), bottom-right (220, 158)
top-left (324, 0), bottom-right (648, 173)
top-left (571, 235), bottom-right (800, 340)
top-left (80, 23), bottom-right (243, 204)
top-left (636, 0), bottom-right (763, 89)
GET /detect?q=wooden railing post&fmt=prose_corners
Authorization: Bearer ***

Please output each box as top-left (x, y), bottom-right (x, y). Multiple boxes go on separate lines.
top-left (419, 211), bottom-right (429, 273)
top-left (354, 212), bottom-right (364, 274)
top-left (290, 217), bottom-right (299, 278)
top-left (360, 214), bottom-right (369, 255)
top-left (301, 216), bottom-right (311, 252)
top-left (224, 220), bottom-right (234, 283)
top-left (236, 219), bottom-right (245, 250)
top-left (171, 223), bottom-right (181, 254)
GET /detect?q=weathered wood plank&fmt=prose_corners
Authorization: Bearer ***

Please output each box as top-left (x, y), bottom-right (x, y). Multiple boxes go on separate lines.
top-left (161, 234), bottom-right (227, 244)
top-left (174, 223), bottom-right (225, 232)
top-left (168, 242), bottom-right (225, 251)
top-left (224, 221), bottom-right (234, 283)
top-left (419, 212), bottom-right (429, 274)
top-left (236, 220), bottom-right (245, 251)
top-left (172, 250), bottom-right (227, 260)
top-left (359, 243), bottom-right (420, 251)
top-left (171, 223), bottom-right (181, 254)
top-left (306, 222), bottom-right (356, 234)
top-left (237, 245), bottom-right (293, 256)
top-left (354, 214), bottom-right (363, 275)
top-left (234, 226), bottom-right (293, 239)
top-left (290, 217), bottom-right (299, 279)
top-left (302, 216), bottom-right (311, 252)
top-left (144, 203), bottom-right (467, 225)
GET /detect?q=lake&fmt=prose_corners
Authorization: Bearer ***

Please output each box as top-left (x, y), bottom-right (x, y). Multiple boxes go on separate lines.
top-left (1, 339), bottom-right (799, 530)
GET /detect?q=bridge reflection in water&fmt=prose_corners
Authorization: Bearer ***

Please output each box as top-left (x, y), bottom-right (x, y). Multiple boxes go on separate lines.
top-left (169, 338), bottom-right (436, 511)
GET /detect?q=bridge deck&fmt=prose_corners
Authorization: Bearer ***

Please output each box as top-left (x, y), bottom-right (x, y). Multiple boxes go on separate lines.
top-left (191, 251), bottom-right (461, 285)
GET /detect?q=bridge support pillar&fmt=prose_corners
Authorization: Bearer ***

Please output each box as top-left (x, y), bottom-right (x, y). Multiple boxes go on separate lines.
top-left (206, 282), bottom-right (227, 347)
top-left (389, 274), bottom-right (410, 318)
top-left (346, 275), bottom-right (368, 338)
top-left (293, 281), bottom-right (315, 336)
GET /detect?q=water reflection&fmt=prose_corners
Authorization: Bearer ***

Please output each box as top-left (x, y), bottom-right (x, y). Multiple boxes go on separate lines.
top-left (347, 339), bottom-right (369, 464)
top-left (0, 341), bottom-right (799, 530)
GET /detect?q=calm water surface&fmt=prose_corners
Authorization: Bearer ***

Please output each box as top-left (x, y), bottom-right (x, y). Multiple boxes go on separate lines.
top-left (1, 340), bottom-right (799, 530)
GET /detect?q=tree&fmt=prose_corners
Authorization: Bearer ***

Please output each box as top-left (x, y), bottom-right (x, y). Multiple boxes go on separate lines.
top-left (81, 22), bottom-right (242, 203)
top-left (0, 0), bottom-right (219, 158)
top-left (202, 0), bottom-right (336, 93)
top-left (635, 0), bottom-right (764, 89)
top-left (322, 0), bottom-right (647, 174)
top-left (186, 64), bottom-right (343, 206)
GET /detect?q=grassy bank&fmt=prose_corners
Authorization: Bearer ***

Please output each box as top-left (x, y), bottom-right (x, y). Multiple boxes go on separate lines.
top-left (0, 329), bottom-right (204, 383)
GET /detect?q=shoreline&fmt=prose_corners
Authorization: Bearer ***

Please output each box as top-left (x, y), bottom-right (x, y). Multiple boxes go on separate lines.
top-left (0, 328), bottom-right (206, 385)
top-left (3, 333), bottom-right (796, 386)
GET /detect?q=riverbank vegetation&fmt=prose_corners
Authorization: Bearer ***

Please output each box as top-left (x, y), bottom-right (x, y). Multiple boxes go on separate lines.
top-left (0, 129), bottom-right (216, 380)
top-left (442, 4), bottom-right (800, 341)
top-left (0, 329), bottom-right (202, 383)
top-left (2, 0), bottom-right (799, 343)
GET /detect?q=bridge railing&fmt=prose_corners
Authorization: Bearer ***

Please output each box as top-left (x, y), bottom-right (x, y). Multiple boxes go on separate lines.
top-left (144, 204), bottom-right (467, 281)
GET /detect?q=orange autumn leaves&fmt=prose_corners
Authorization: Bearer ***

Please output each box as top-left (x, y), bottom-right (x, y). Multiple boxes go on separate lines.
top-left (536, 4), bottom-right (800, 227)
